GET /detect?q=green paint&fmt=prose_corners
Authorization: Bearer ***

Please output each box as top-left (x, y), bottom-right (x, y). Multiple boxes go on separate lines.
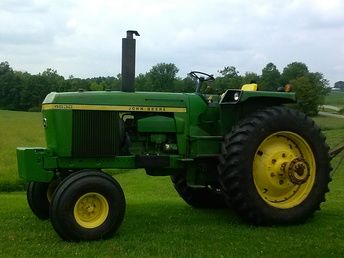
top-left (18, 89), bottom-right (296, 183)
top-left (16, 148), bottom-right (54, 182)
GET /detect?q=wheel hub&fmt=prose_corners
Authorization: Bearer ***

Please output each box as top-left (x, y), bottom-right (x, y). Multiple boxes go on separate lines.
top-left (286, 158), bottom-right (310, 185)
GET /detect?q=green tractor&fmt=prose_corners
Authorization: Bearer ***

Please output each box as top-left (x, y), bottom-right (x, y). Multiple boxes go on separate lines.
top-left (17, 31), bottom-right (333, 241)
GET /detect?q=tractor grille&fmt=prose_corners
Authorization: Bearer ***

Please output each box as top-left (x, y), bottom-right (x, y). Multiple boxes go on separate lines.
top-left (72, 110), bottom-right (119, 157)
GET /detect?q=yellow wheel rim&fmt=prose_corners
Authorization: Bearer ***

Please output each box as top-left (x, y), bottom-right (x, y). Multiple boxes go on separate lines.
top-left (74, 192), bottom-right (109, 229)
top-left (253, 131), bottom-right (316, 209)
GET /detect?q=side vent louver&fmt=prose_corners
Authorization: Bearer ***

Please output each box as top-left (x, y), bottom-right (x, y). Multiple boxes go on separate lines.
top-left (72, 110), bottom-right (119, 157)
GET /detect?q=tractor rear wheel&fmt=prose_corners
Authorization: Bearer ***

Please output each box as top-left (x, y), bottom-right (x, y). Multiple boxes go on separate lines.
top-left (218, 106), bottom-right (331, 225)
top-left (50, 170), bottom-right (125, 241)
top-left (171, 171), bottom-right (227, 209)
top-left (27, 180), bottom-right (60, 220)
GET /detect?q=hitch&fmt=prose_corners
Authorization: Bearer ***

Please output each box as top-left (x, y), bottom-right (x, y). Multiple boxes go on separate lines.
top-left (329, 141), bottom-right (344, 159)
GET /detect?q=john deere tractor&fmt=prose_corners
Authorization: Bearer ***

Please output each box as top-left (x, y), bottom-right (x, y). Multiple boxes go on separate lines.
top-left (17, 31), bottom-right (333, 241)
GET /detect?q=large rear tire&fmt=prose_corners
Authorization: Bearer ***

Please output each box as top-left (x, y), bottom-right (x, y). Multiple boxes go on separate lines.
top-left (218, 106), bottom-right (331, 225)
top-left (50, 170), bottom-right (125, 241)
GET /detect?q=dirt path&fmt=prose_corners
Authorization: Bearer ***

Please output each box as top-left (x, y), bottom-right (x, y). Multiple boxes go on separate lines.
top-left (318, 112), bottom-right (344, 119)
top-left (319, 105), bottom-right (341, 112)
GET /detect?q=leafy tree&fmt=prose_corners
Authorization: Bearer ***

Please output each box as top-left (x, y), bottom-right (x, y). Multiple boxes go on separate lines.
top-left (90, 81), bottom-right (102, 91)
top-left (280, 62), bottom-right (330, 115)
top-left (334, 81), bottom-right (344, 90)
top-left (215, 66), bottom-right (243, 92)
top-left (242, 72), bottom-right (260, 84)
top-left (135, 73), bottom-right (150, 91)
top-left (146, 63), bottom-right (179, 92)
top-left (41, 68), bottom-right (65, 92)
top-left (65, 77), bottom-right (88, 92)
top-left (0, 62), bottom-right (24, 110)
top-left (281, 62), bottom-right (309, 85)
top-left (110, 74), bottom-right (121, 90)
top-left (291, 72), bottom-right (330, 115)
top-left (0, 60), bottom-right (332, 114)
top-left (173, 75), bottom-right (194, 93)
top-left (219, 66), bottom-right (239, 77)
top-left (0, 61), bottom-right (12, 75)
top-left (260, 63), bottom-right (281, 91)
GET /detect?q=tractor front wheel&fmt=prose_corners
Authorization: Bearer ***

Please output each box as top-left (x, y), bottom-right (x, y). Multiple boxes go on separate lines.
top-left (218, 106), bottom-right (331, 224)
top-left (50, 170), bottom-right (125, 241)
top-left (27, 179), bottom-right (60, 220)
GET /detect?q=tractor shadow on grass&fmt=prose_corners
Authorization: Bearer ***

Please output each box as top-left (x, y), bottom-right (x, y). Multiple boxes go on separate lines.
top-left (121, 200), bottom-right (243, 236)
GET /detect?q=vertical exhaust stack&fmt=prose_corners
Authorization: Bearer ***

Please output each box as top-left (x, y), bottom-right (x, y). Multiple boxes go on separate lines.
top-left (121, 30), bottom-right (140, 92)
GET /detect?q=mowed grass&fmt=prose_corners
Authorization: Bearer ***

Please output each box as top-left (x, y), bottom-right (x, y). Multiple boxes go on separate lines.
top-left (0, 106), bottom-right (342, 257)
top-left (0, 108), bottom-right (343, 256)
top-left (0, 110), bottom-right (45, 190)
top-left (0, 169), bottom-right (344, 257)
top-left (313, 115), bottom-right (344, 131)
top-left (324, 91), bottom-right (344, 108)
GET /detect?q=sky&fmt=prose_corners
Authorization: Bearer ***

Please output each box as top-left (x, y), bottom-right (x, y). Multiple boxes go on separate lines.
top-left (1, 0), bottom-right (343, 86)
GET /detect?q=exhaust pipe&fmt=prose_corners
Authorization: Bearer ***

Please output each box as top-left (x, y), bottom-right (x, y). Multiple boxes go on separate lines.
top-left (121, 30), bottom-right (140, 92)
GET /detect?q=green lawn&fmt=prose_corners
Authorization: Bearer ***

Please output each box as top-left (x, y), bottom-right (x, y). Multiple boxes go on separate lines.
top-left (0, 110), bottom-right (45, 190)
top-left (0, 170), bottom-right (344, 257)
top-left (324, 91), bottom-right (344, 108)
top-left (312, 116), bottom-right (344, 131)
top-left (0, 108), bottom-right (344, 256)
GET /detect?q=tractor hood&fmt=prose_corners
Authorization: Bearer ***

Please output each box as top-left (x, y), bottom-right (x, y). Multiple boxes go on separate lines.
top-left (42, 91), bottom-right (188, 112)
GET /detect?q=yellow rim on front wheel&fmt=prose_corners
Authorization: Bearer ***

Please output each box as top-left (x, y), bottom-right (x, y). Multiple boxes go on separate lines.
top-left (253, 131), bottom-right (316, 209)
top-left (74, 192), bottom-right (109, 229)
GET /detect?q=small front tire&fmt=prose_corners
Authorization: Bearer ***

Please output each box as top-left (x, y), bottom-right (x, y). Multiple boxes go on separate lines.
top-left (50, 170), bottom-right (125, 241)
top-left (27, 180), bottom-right (59, 220)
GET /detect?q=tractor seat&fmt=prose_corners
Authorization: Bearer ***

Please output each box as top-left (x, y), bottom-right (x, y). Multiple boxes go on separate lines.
top-left (241, 83), bottom-right (258, 91)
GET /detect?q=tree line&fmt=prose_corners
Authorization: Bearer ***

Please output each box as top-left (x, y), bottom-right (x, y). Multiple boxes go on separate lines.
top-left (0, 60), bottom-right (332, 115)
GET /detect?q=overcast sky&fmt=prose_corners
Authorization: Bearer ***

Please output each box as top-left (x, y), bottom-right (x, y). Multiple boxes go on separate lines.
top-left (1, 0), bottom-right (343, 86)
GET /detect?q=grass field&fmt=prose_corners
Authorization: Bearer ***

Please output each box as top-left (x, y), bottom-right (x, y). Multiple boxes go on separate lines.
top-left (0, 107), bottom-right (344, 257)
top-left (1, 171), bottom-right (344, 257)
top-left (0, 110), bottom-right (45, 190)
top-left (324, 91), bottom-right (344, 108)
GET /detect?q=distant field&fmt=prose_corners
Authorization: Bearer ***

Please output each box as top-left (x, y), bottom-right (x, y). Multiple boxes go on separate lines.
top-left (313, 115), bottom-right (344, 131)
top-left (324, 91), bottom-right (344, 108)
top-left (0, 110), bottom-right (45, 190)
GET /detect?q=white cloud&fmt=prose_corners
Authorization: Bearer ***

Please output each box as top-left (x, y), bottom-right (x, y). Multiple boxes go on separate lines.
top-left (0, 0), bottom-right (343, 85)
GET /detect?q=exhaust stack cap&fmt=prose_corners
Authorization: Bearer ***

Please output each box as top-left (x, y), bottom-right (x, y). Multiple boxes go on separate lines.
top-left (126, 30), bottom-right (140, 39)
top-left (121, 30), bottom-right (140, 92)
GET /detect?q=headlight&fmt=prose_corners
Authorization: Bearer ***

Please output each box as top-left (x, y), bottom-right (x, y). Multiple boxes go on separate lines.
top-left (233, 92), bottom-right (240, 101)
top-left (43, 118), bottom-right (48, 128)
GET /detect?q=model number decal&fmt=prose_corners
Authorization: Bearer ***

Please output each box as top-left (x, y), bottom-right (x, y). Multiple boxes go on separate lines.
top-left (128, 106), bottom-right (166, 111)
top-left (52, 104), bottom-right (73, 109)
top-left (42, 104), bottom-right (186, 113)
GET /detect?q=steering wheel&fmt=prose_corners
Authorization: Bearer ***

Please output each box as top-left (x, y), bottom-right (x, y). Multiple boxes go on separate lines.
top-left (189, 71), bottom-right (215, 93)
top-left (189, 71), bottom-right (215, 82)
